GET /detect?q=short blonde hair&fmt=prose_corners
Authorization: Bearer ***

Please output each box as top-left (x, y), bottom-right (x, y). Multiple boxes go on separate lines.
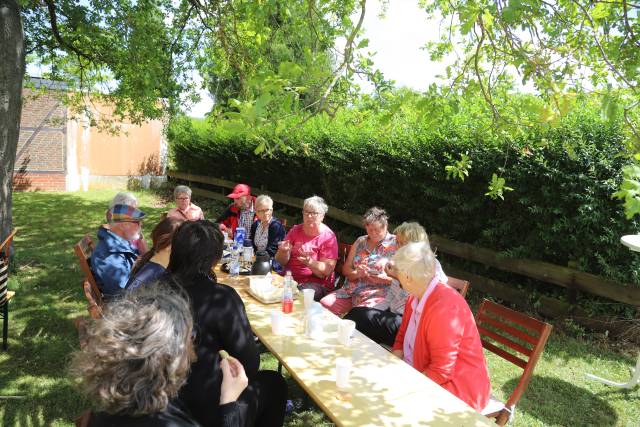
top-left (70, 285), bottom-right (194, 416)
top-left (393, 222), bottom-right (429, 246)
top-left (392, 241), bottom-right (436, 282)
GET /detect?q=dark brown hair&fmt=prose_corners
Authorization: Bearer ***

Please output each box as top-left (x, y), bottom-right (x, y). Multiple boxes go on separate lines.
top-left (131, 217), bottom-right (183, 277)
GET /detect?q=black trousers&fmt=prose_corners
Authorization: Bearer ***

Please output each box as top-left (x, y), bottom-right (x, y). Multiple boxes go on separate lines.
top-left (343, 307), bottom-right (402, 347)
top-left (238, 370), bottom-right (288, 427)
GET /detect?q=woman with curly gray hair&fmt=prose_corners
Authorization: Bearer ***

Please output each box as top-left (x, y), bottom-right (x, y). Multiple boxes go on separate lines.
top-left (71, 285), bottom-right (249, 427)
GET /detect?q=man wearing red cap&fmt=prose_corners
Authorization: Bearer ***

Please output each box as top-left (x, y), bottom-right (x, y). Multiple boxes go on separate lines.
top-left (217, 183), bottom-right (256, 236)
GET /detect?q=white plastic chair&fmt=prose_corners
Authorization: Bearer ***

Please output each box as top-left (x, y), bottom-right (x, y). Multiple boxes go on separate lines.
top-left (586, 352), bottom-right (640, 389)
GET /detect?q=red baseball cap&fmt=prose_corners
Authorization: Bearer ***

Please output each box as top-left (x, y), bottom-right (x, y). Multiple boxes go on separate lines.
top-left (227, 183), bottom-right (251, 199)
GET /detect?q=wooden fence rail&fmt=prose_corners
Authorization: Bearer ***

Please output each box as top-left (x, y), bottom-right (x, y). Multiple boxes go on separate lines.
top-left (168, 170), bottom-right (640, 307)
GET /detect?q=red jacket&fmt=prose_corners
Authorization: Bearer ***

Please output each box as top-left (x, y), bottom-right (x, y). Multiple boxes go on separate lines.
top-left (216, 197), bottom-right (256, 234)
top-left (393, 283), bottom-right (490, 412)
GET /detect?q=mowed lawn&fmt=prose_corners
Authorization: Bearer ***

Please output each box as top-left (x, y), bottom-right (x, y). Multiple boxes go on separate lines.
top-left (0, 190), bottom-right (638, 426)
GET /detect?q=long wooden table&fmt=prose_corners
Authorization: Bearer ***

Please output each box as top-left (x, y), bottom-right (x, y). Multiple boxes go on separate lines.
top-left (218, 271), bottom-right (494, 427)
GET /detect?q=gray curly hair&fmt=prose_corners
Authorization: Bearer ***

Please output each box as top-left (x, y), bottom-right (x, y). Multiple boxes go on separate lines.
top-left (70, 284), bottom-right (194, 415)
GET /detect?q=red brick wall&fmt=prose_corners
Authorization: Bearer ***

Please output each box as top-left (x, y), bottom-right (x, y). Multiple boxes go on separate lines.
top-left (13, 87), bottom-right (67, 191)
top-left (13, 171), bottom-right (66, 191)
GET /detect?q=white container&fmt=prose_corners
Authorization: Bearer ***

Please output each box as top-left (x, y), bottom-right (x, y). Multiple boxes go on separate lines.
top-left (302, 288), bottom-right (315, 310)
top-left (271, 310), bottom-right (285, 335)
top-left (335, 357), bottom-right (352, 390)
top-left (338, 319), bottom-right (356, 346)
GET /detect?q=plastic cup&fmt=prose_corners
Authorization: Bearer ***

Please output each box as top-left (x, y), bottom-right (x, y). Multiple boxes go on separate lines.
top-left (271, 310), bottom-right (285, 335)
top-left (335, 357), bottom-right (352, 390)
top-left (338, 319), bottom-right (356, 346)
top-left (303, 289), bottom-right (315, 310)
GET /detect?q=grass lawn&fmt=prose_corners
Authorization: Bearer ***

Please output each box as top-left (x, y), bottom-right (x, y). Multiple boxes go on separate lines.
top-left (0, 190), bottom-right (638, 426)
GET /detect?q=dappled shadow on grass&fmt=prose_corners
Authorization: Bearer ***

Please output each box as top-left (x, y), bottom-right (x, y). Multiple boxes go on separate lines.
top-left (0, 381), bottom-right (84, 427)
top-left (1, 191), bottom-right (169, 426)
top-left (503, 375), bottom-right (618, 426)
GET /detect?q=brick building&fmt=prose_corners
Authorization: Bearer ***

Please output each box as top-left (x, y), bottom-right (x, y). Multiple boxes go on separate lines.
top-left (14, 78), bottom-right (166, 191)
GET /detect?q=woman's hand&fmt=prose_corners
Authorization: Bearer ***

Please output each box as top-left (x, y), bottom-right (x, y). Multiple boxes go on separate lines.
top-left (367, 270), bottom-right (393, 285)
top-left (353, 263), bottom-right (369, 279)
top-left (220, 356), bottom-right (249, 404)
top-left (297, 247), bottom-right (314, 266)
top-left (278, 240), bottom-right (292, 253)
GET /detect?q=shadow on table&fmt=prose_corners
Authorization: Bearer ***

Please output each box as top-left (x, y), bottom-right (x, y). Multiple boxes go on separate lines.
top-left (502, 375), bottom-right (618, 426)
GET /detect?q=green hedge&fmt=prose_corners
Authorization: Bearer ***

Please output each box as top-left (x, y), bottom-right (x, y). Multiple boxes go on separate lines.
top-left (168, 109), bottom-right (640, 288)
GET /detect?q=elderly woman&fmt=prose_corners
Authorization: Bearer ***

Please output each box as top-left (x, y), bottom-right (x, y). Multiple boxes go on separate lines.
top-left (391, 242), bottom-right (490, 412)
top-left (343, 222), bottom-right (447, 346)
top-left (275, 196), bottom-right (338, 301)
top-left (249, 195), bottom-right (286, 260)
top-left (167, 185), bottom-right (205, 221)
top-left (71, 285), bottom-right (249, 426)
top-left (167, 220), bottom-right (287, 427)
top-left (125, 217), bottom-right (183, 291)
top-left (320, 207), bottom-right (396, 316)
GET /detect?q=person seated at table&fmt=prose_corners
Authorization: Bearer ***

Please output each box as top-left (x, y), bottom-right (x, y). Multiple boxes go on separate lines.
top-left (167, 185), bottom-right (205, 221)
top-left (91, 204), bottom-right (146, 298)
top-left (320, 207), bottom-right (397, 316)
top-left (105, 191), bottom-right (149, 254)
top-left (70, 285), bottom-right (249, 427)
top-left (275, 196), bottom-right (338, 301)
top-left (166, 220), bottom-right (287, 427)
top-left (125, 217), bottom-right (183, 291)
top-left (249, 195), bottom-right (286, 270)
top-left (343, 222), bottom-right (447, 346)
top-left (216, 183), bottom-right (255, 237)
top-left (391, 241), bottom-right (490, 412)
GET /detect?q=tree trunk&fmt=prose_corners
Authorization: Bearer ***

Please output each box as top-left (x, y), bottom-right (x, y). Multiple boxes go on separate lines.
top-left (0, 0), bottom-right (25, 247)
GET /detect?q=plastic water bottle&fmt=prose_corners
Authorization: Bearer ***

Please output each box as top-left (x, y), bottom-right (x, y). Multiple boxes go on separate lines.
top-left (282, 271), bottom-right (294, 313)
top-left (234, 227), bottom-right (246, 246)
top-left (230, 244), bottom-right (240, 276)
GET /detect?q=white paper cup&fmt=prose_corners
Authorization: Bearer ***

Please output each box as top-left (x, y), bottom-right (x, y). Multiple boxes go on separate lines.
top-left (271, 310), bottom-right (285, 335)
top-left (335, 357), bottom-right (352, 390)
top-left (338, 319), bottom-right (356, 346)
top-left (303, 289), bottom-right (315, 310)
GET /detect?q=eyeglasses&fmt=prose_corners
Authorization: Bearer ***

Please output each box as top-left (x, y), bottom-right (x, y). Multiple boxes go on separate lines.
top-left (176, 197), bottom-right (190, 201)
top-left (303, 210), bottom-right (322, 217)
top-left (256, 208), bottom-right (273, 213)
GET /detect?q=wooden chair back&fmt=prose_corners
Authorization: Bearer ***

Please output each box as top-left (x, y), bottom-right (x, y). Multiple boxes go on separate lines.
top-left (74, 235), bottom-right (98, 289)
top-left (74, 235), bottom-right (103, 316)
top-left (74, 410), bottom-right (91, 427)
top-left (0, 229), bottom-right (17, 260)
top-left (476, 299), bottom-right (553, 425)
top-left (82, 279), bottom-right (103, 319)
top-left (0, 230), bottom-right (17, 307)
top-left (447, 276), bottom-right (470, 298)
top-left (333, 242), bottom-right (352, 289)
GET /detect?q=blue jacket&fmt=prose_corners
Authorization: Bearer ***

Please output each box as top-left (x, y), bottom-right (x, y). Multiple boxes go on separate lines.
top-left (91, 226), bottom-right (139, 297)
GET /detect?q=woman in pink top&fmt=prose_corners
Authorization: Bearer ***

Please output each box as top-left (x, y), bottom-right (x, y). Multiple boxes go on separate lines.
top-left (275, 196), bottom-right (338, 301)
top-left (166, 185), bottom-right (205, 221)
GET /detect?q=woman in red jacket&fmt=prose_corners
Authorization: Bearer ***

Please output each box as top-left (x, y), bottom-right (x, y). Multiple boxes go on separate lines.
top-left (390, 241), bottom-right (490, 412)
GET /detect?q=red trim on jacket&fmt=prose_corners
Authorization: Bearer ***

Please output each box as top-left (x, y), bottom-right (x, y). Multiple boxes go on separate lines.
top-left (216, 197), bottom-right (256, 234)
top-left (393, 283), bottom-right (490, 412)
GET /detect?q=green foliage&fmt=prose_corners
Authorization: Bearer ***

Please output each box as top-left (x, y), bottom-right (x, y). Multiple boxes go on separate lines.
top-left (421, 0), bottom-right (640, 151)
top-left (169, 100), bottom-right (640, 287)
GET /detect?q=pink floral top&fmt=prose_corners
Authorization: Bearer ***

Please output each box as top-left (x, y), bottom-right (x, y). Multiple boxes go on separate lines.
top-left (334, 233), bottom-right (397, 307)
